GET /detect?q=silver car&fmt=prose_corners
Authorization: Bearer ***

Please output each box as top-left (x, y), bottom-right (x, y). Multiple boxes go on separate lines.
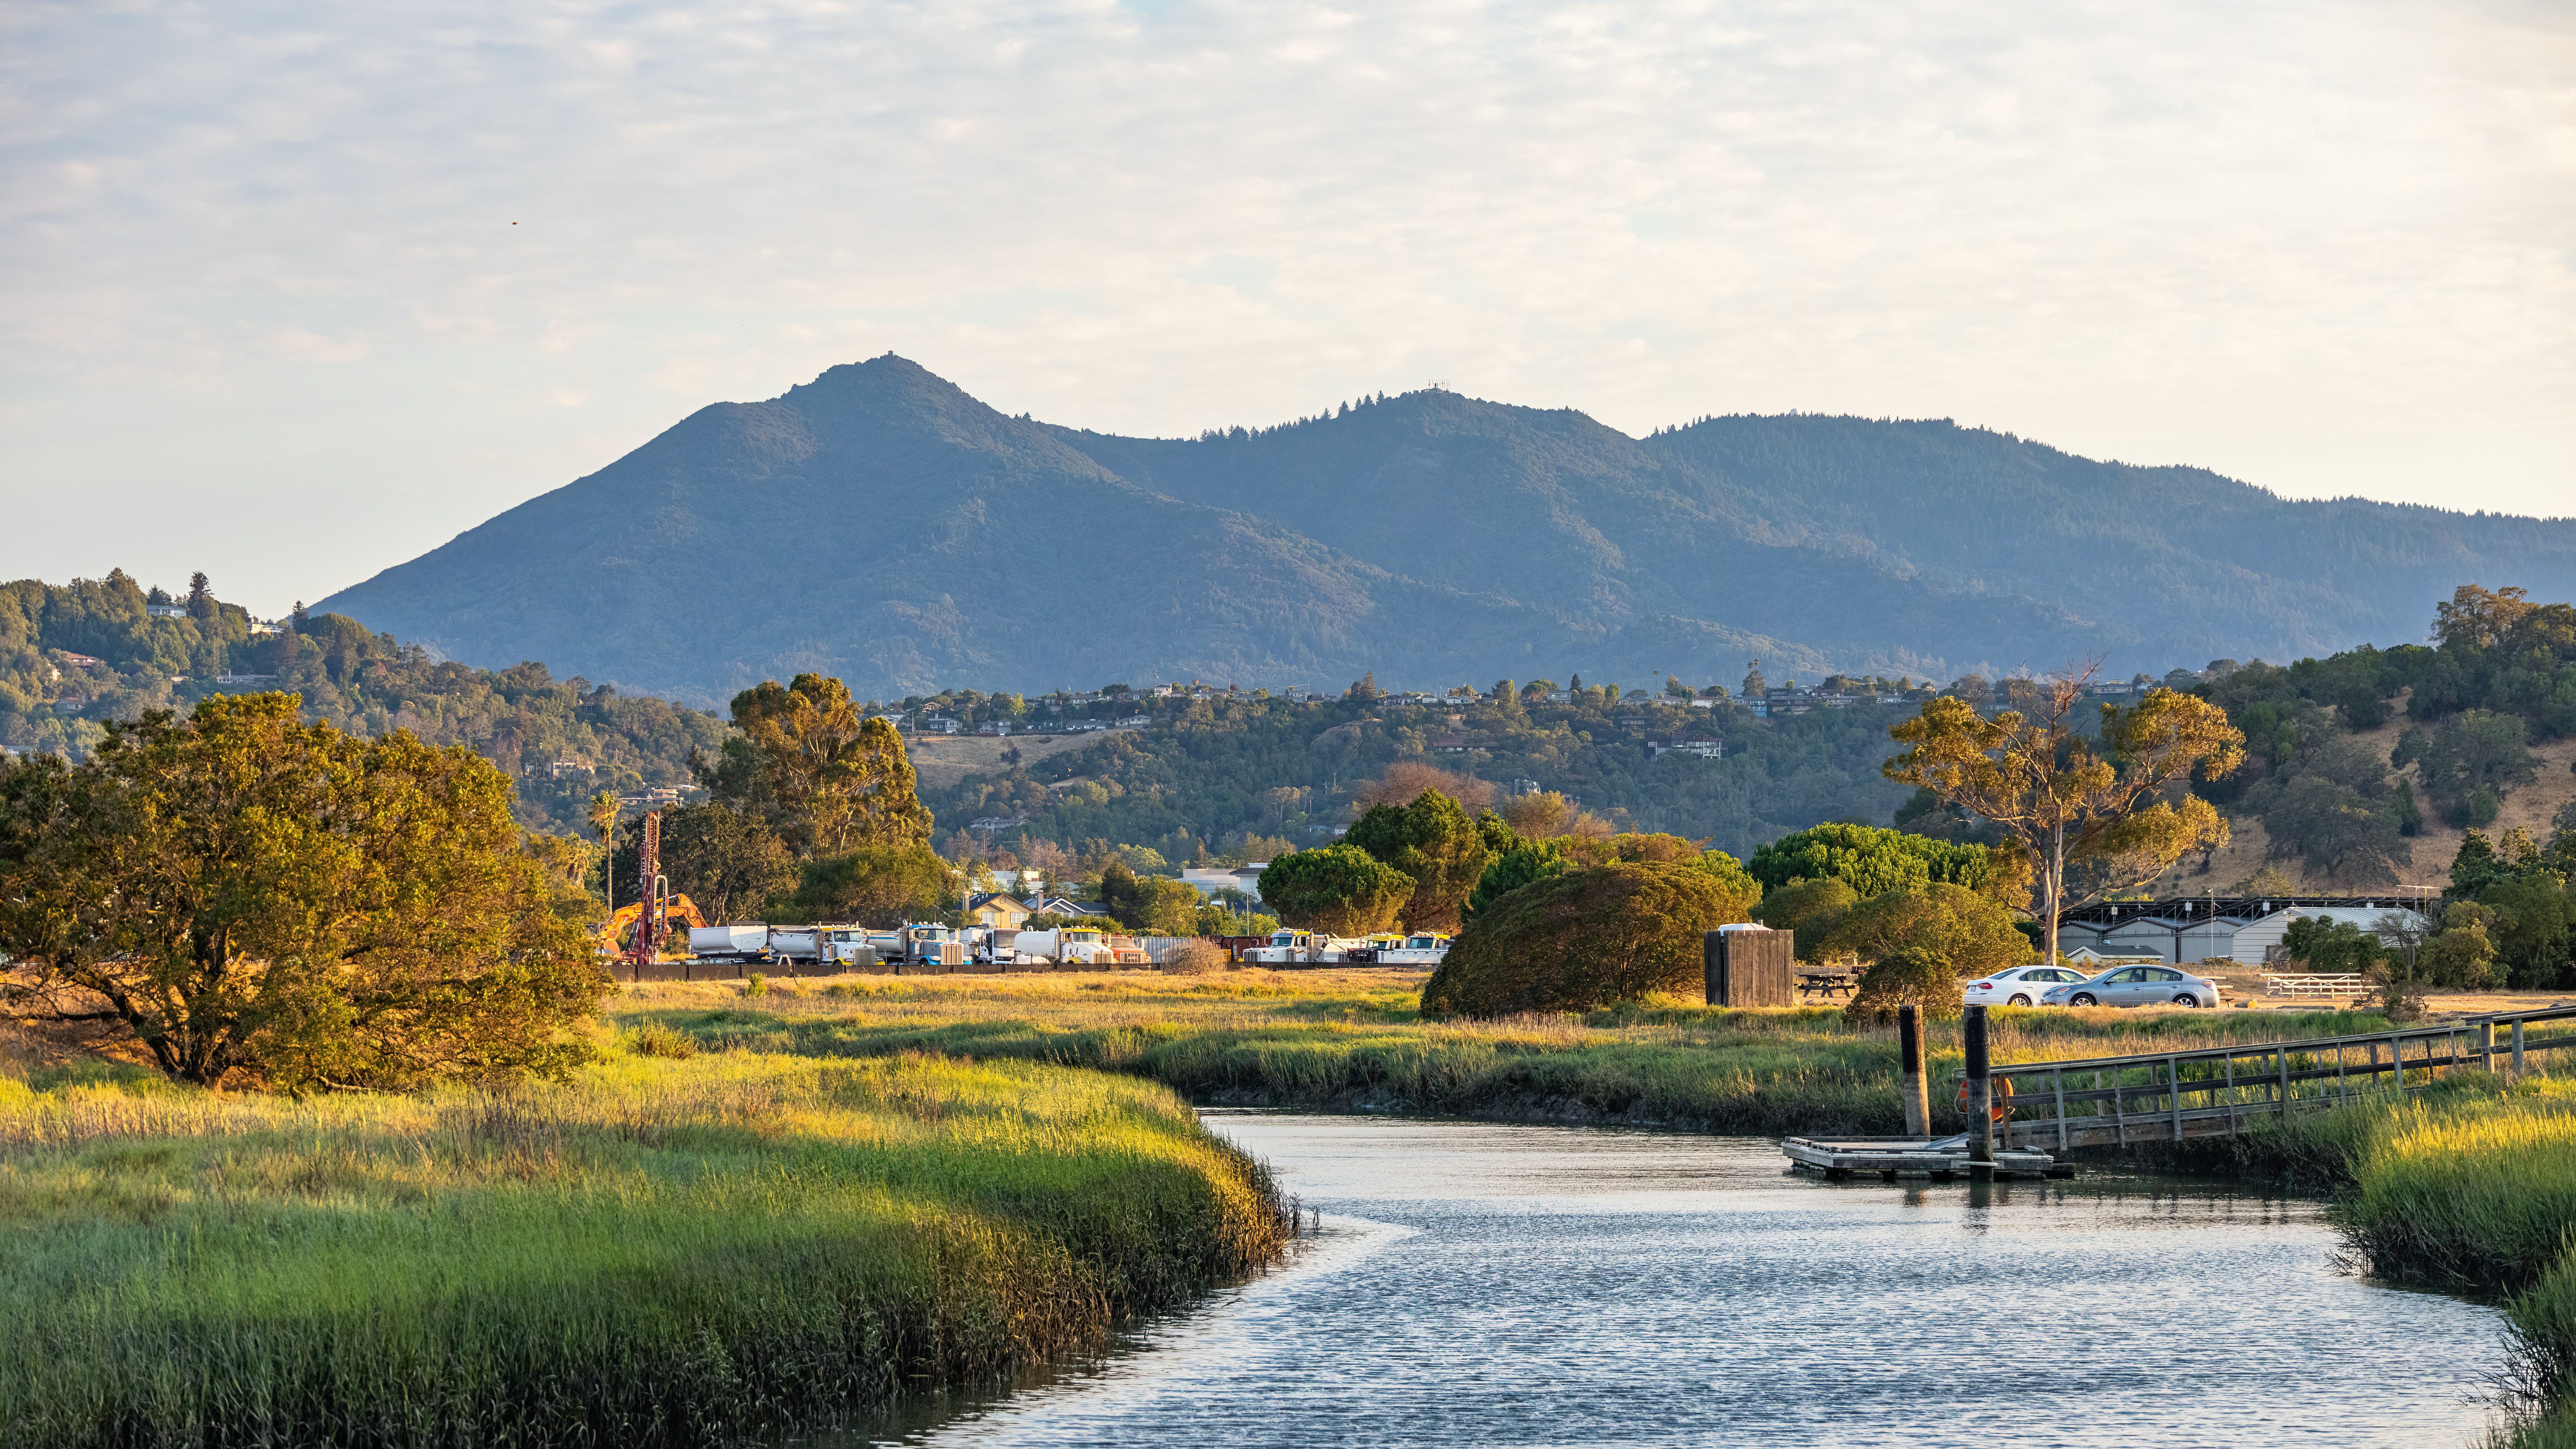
top-left (1961, 964), bottom-right (2090, 1008)
top-left (2042, 963), bottom-right (2221, 1009)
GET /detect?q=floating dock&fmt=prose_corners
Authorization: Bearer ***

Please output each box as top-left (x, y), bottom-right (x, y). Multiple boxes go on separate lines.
top-left (1781, 1134), bottom-right (2070, 1181)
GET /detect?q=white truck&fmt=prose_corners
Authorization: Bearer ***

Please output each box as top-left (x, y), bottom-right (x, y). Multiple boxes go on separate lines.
top-left (687, 924), bottom-right (886, 970)
top-left (1010, 927), bottom-right (1149, 967)
top-left (1239, 929), bottom-right (1375, 965)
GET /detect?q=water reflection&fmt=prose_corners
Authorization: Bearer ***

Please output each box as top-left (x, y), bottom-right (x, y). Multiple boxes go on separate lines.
top-left (836, 1113), bottom-right (2502, 1448)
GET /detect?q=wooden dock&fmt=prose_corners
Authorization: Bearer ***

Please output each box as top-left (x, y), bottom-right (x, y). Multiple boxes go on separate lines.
top-left (1977, 1004), bottom-right (2576, 1152)
top-left (1783, 1134), bottom-right (2069, 1180)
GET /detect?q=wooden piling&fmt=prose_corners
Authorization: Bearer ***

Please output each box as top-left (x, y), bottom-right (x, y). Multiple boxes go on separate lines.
top-left (1899, 1004), bottom-right (1929, 1138)
top-left (1965, 1005), bottom-right (1993, 1176)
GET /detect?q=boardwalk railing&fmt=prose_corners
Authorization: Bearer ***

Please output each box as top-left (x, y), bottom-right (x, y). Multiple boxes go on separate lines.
top-left (1973, 1006), bottom-right (2576, 1152)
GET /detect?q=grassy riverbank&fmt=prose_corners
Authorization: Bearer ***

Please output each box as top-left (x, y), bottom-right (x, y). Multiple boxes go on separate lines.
top-left (2226, 1073), bottom-right (2576, 1446)
top-left (613, 969), bottom-right (2393, 1136)
top-left (0, 1045), bottom-right (1288, 1448)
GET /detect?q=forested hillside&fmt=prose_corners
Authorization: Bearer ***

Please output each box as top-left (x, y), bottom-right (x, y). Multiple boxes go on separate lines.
top-left (913, 681), bottom-right (1917, 865)
top-left (2172, 585), bottom-right (2576, 895)
top-left (0, 572), bottom-right (724, 834)
top-left (315, 355), bottom-right (2576, 705)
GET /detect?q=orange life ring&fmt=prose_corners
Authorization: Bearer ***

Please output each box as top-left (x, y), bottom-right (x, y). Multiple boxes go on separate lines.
top-left (1954, 1076), bottom-right (2017, 1122)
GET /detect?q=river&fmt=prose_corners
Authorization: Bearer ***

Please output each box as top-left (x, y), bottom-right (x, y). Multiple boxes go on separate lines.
top-left (851, 1112), bottom-right (2506, 1448)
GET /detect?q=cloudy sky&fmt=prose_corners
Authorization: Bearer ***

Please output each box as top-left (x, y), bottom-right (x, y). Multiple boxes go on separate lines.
top-left (3, 0), bottom-right (2570, 616)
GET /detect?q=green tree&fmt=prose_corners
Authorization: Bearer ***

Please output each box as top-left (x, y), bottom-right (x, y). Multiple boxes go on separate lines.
top-left (1348, 789), bottom-right (1495, 932)
top-left (2255, 774), bottom-right (2410, 885)
top-left (620, 802), bottom-right (797, 925)
top-left (1886, 669), bottom-right (2242, 964)
top-left (1747, 821), bottom-right (2014, 902)
top-left (1846, 946), bottom-right (1963, 1025)
top-left (2282, 916), bottom-right (2387, 975)
top-left (1257, 845), bottom-right (1413, 936)
top-left (2451, 828), bottom-right (2509, 899)
top-left (2421, 902), bottom-right (2500, 991)
top-left (702, 675), bottom-right (932, 855)
top-left (1466, 838), bottom-right (1571, 920)
top-left (1100, 858), bottom-right (1205, 935)
top-left (1822, 882), bottom-right (2029, 980)
top-left (787, 843), bottom-right (954, 927)
top-left (1421, 862), bottom-right (1753, 1018)
top-left (1753, 877), bottom-right (1862, 961)
top-left (0, 695), bottom-right (605, 1090)
top-left (2416, 710), bottom-right (2539, 825)
top-left (2481, 876), bottom-right (2573, 989)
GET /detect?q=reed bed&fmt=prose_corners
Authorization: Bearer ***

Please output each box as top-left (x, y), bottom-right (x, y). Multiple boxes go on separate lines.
top-left (612, 971), bottom-right (2391, 1136)
top-left (0, 1049), bottom-right (1289, 1448)
top-left (2231, 1071), bottom-right (2576, 1447)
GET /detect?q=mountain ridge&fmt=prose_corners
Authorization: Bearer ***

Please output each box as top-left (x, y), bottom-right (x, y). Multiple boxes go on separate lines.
top-left (315, 356), bottom-right (2576, 705)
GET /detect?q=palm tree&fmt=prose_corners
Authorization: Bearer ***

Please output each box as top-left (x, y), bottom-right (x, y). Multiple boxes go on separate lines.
top-left (589, 791), bottom-right (619, 913)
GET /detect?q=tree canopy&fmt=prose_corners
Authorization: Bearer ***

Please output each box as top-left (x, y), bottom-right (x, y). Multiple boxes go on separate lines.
top-left (700, 675), bottom-right (932, 855)
top-left (1347, 788), bottom-right (1495, 932)
top-left (1747, 821), bottom-right (2017, 903)
top-left (0, 694), bottom-right (606, 1089)
top-left (1256, 844), bottom-right (1413, 937)
top-left (785, 843), bottom-right (954, 927)
top-left (1887, 667), bottom-right (2242, 962)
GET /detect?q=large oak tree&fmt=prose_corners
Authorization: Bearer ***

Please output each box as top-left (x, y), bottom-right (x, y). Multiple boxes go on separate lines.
top-left (0, 694), bottom-right (606, 1090)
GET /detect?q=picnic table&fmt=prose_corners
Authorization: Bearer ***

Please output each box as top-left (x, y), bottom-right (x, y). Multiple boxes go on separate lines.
top-left (2261, 972), bottom-right (2375, 998)
top-left (1797, 970), bottom-right (1859, 1001)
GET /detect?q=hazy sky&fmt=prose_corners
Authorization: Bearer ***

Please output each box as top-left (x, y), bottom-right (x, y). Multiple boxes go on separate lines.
top-left (4, 0), bottom-right (2570, 617)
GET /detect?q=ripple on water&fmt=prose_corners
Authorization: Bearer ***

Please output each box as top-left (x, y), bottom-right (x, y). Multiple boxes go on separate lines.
top-left (839, 1113), bottom-right (2505, 1449)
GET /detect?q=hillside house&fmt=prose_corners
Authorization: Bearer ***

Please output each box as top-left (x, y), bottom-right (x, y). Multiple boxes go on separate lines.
top-left (146, 603), bottom-right (188, 619)
top-left (1647, 735), bottom-right (1725, 759)
top-left (975, 720), bottom-right (1011, 737)
top-left (916, 716), bottom-right (962, 734)
top-left (963, 893), bottom-right (1034, 931)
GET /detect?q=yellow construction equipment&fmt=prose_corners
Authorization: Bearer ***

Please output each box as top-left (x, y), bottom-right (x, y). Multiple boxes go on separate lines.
top-left (596, 894), bottom-right (706, 958)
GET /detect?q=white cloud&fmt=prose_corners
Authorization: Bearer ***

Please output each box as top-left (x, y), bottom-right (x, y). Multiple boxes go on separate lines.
top-left (0, 0), bottom-right (2570, 615)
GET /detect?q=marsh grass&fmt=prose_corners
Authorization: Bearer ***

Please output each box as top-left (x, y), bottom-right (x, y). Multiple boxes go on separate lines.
top-left (2231, 1072), bottom-right (2576, 1446)
top-left (0, 1047), bottom-right (1287, 1448)
top-left (611, 971), bottom-right (2391, 1135)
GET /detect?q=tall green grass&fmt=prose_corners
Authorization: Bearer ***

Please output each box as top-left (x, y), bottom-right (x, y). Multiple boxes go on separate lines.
top-left (2235, 1073), bottom-right (2576, 1446)
top-left (0, 1048), bottom-right (1288, 1447)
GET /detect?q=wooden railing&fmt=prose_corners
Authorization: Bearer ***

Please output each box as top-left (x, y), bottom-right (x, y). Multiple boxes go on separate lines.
top-left (1973, 1006), bottom-right (2576, 1151)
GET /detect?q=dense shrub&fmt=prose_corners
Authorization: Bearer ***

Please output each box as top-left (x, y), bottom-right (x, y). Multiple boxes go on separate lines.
top-left (1160, 940), bottom-right (1230, 975)
top-left (1419, 862), bottom-right (1754, 1019)
top-left (1822, 882), bottom-right (2029, 980)
top-left (1845, 946), bottom-right (1962, 1025)
top-left (1754, 878), bottom-right (1862, 961)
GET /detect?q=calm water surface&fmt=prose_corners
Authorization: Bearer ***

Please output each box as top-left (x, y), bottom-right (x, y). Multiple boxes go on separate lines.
top-left (851, 1113), bottom-right (2505, 1448)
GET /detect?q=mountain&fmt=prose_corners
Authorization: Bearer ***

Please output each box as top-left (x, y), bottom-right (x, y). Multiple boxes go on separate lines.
top-left (316, 356), bottom-right (2576, 706)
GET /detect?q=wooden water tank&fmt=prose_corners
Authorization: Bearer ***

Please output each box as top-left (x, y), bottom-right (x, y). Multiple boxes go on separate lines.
top-left (1705, 927), bottom-right (1795, 1006)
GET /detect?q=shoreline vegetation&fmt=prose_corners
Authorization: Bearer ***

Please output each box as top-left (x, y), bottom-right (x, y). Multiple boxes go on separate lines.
top-left (0, 1045), bottom-right (1289, 1448)
top-left (622, 967), bottom-right (2395, 1136)
top-left (621, 967), bottom-right (2576, 1443)
top-left (2212, 1075), bottom-right (2576, 1447)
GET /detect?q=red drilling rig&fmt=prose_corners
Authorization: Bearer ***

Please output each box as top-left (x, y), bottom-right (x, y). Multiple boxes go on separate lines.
top-left (625, 809), bottom-right (668, 977)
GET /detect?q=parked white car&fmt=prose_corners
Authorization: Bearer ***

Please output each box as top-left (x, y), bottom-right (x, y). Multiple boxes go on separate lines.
top-left (2042, 963), bottom-right (2223, 1009)
top-left (1961, 964), bottom-right (2090, 1008)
